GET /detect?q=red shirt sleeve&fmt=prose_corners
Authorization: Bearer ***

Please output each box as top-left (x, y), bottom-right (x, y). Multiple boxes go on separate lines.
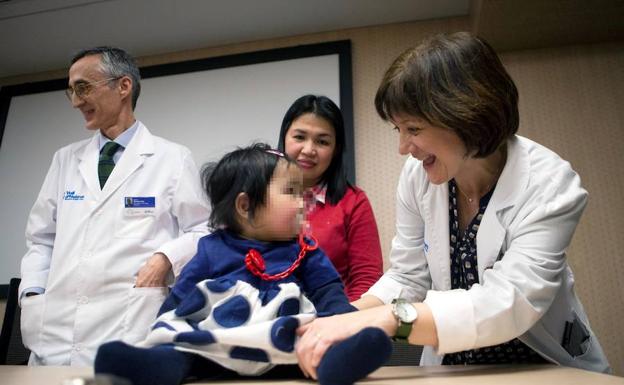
top-left (307, 187), bottom-right (383, 301)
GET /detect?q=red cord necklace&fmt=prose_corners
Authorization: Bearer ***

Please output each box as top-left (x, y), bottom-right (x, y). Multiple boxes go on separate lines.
top-left (245, 234), bottom-right (318, 281)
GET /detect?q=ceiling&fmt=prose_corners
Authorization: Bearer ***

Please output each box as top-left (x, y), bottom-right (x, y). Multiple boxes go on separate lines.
top-left (3, 0), bottom-right (622, 83)
top-left (0, 0), bottom-right (470, 80)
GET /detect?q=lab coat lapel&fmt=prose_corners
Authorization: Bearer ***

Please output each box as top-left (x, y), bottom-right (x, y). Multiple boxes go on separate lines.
top-left (100, 123), bottom-right (155, 199)
top-left (76, 134), bottom-right (102, 201)
top-left (423, 182), bottom-right (452, 291)
top-left (476, 137), bottom-right (529, 281)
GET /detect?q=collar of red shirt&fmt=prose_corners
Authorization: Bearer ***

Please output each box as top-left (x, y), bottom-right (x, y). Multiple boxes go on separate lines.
top-left (304, 184), bottom-right (327, 215)
top-left (311, 184), bottom-right (327, 204)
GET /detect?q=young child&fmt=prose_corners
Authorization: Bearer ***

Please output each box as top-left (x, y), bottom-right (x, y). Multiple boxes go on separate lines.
top-left (94, 143), bottom-right (391, 385)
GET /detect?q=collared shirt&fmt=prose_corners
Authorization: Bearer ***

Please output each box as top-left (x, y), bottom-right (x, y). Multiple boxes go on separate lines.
top-left (311, 184), bottom-right (327, 205)
top-left (303, 184), bottom-right (327, 236)
top-left (304, 184), bottom-right (327, 213)
top-left (98, 120), bottom-right (139, 163)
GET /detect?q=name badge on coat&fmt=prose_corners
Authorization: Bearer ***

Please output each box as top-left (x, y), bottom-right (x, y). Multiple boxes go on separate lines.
top-left (124, 196), bottom-right (156, 217)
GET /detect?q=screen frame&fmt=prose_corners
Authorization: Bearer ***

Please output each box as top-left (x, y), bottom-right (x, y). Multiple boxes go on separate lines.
top-left (0, 40), bottom-right (354, 179)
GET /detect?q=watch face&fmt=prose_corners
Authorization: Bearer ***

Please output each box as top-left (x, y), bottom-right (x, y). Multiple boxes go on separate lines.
top-left (397, 302), bottom-right (418, 323)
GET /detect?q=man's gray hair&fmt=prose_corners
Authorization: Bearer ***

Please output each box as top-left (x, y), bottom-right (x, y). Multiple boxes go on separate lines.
top-left (71, 46), bottom-right (141, 110)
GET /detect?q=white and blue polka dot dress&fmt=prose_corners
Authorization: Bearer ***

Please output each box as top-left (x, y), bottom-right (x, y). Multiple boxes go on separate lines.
top-left (136, 230), bottom-right (351, 375)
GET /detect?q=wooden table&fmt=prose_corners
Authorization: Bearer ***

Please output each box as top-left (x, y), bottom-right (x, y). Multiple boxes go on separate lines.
top-left (1, 364), bottom-right (623, 384)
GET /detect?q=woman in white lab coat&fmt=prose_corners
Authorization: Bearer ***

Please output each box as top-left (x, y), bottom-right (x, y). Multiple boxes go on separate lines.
top-left (295, 32), bottom-right (610, 377)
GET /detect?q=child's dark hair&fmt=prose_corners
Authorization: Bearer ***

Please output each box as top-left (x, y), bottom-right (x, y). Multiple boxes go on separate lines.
top-left (201, 143), bottom-right (294, 233)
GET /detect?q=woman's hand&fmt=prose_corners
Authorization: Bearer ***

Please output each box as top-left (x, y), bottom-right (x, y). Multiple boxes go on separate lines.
top-left (295, 305), bottom-right (396, 379)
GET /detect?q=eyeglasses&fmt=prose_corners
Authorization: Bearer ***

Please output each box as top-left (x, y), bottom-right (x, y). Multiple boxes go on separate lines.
top-left (65, 77), bottom-right (121, 101)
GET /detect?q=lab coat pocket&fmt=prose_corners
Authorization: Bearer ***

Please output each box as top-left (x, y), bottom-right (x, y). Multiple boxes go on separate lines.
top-left (122, 287), bottom-right (168, 344)
top-left (20, 294), bottom-right (45, 353)
top-left (115, 215), bottom-right (156, 239)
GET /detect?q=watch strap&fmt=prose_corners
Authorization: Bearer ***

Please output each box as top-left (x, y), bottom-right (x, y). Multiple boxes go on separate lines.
top-left (394, 319), bottom-right (413, 342)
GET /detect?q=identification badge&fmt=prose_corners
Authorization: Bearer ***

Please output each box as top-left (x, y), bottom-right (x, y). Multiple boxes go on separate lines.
top-left (124, 197), bottom-right (156, 216)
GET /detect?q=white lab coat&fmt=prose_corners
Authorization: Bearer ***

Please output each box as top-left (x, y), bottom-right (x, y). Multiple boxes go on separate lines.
top-left (19, 123), bottom-right (210, 366)
top-left (366, 135), bottom-right (610, 373)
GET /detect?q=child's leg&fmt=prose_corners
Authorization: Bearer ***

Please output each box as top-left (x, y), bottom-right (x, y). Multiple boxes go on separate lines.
top-left (316, 327), bottom-right (392, 385)
top-left (94, 341), bottom-right (195, 385)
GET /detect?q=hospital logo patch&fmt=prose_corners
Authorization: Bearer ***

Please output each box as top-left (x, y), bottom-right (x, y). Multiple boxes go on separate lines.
top-left (63, 191), bottom-right (85, 200)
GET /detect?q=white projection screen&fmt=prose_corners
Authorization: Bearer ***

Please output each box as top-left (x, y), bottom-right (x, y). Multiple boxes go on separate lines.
top-left (0, 41), bottom-right (354, 290)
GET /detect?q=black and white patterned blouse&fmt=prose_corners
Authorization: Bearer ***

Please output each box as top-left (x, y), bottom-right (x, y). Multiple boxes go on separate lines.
top-left (442, 179), bottom-right (547, 365)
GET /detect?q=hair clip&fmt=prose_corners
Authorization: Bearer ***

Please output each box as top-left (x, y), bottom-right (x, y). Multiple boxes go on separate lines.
top-left (265, 149), bottom-right (285, 157)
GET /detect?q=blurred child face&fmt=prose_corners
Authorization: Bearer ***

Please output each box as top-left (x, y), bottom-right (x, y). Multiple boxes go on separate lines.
top-left (244, 161), bottom-right (305, 241)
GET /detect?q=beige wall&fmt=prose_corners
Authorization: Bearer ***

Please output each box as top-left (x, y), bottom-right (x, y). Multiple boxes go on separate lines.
top-left (2, 16), bottom-right (622, 375)
top-left (500, 42), bottom-right (624, 375)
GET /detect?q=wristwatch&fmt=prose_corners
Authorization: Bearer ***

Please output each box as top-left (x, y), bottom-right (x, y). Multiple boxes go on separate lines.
top-left (391, 298), bottom-right (418, 342)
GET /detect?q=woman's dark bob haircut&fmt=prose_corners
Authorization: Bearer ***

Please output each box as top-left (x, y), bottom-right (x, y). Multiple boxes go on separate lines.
top-left (278, 94), bottom-right (351, 205)
top-left (201, 143), bottom-right (295, 234)
top-left (375, 32), bottom-right (519, 158)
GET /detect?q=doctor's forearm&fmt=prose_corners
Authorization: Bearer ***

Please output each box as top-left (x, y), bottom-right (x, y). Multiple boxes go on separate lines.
top-left (408, 303), bottom-right (439, 347)
top-left (373, 303), bottom-right (439, 347)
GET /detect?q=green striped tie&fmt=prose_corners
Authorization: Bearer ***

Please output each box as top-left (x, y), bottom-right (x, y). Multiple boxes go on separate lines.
top-left (98, 142), bottom-right (121, 189)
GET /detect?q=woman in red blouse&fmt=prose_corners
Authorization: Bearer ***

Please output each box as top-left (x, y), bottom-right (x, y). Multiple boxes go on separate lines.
top-left (278, 95), bottom-right (383, 301)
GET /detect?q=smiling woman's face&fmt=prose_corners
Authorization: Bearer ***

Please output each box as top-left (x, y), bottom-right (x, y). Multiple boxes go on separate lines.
top-left (284, 113), bottom-right (336, 188)
top-left (392, 113), bottom-right (467, 185)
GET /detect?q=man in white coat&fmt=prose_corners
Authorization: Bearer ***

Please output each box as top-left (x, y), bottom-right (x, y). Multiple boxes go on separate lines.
top-left (19, 47), bottom-right (210, 366)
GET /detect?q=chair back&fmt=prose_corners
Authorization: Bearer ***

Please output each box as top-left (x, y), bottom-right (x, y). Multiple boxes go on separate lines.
top-left (0, 278), bottom-right (31, 365)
